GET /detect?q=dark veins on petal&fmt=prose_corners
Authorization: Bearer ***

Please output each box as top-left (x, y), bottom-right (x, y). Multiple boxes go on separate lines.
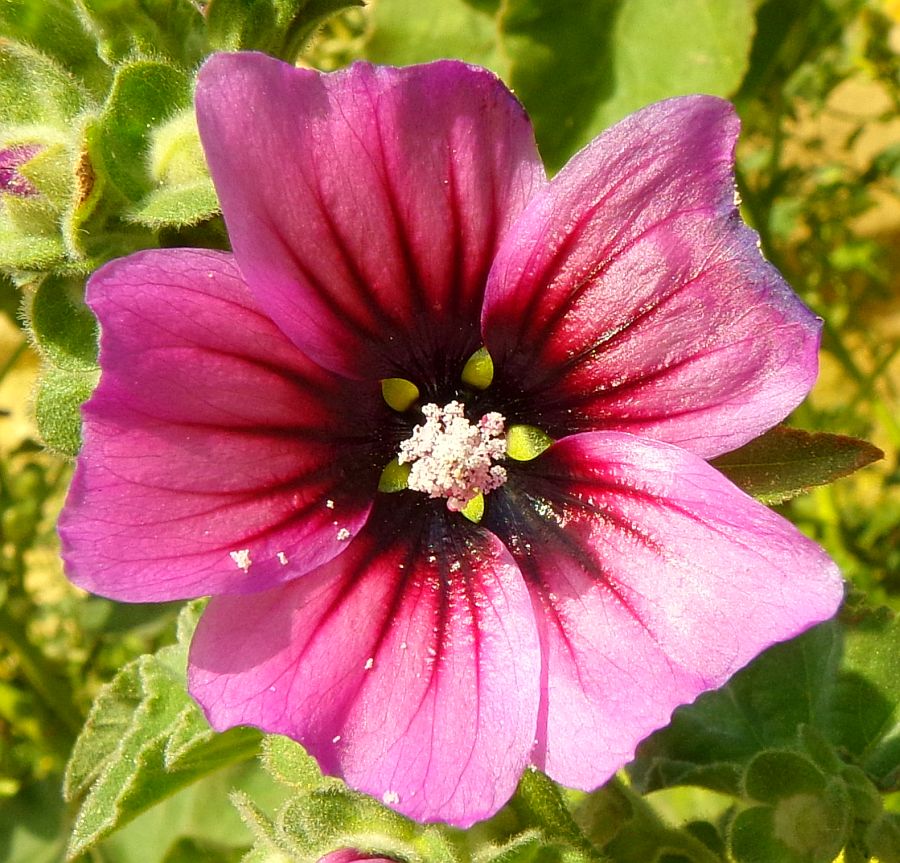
top-left (482, 468), bottom-right (663, 617)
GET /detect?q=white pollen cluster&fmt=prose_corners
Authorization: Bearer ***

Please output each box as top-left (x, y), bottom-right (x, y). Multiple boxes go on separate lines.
top-left (229, 548), bottom-right (252, 572)
top-left (398, 401), bottom-right (507, 511)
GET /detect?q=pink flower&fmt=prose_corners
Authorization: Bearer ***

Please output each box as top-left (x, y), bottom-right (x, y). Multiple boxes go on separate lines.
top-left (318, 852), bottom-right (395, 863)
top-left (0, 144), bottom-right (42, 197)
top-left (59, 53), bottom-right (843, 827)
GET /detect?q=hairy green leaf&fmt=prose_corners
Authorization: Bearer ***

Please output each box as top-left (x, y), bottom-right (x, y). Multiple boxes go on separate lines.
top-left (630, 604), bottom-right (900, 794)
top-left (26, 275), bottom-right (98, 456)
top-left (33, 363), bottom-right (98, 457)
top-left (95, 61), bottom-right (193, 204)
top-left (0, 40), bottom-right (86, 127)
top-left (28, 276), bottom-right (98, 372)
top-left (0, 0), bottom-right (107, 94)
top-left (129, 181), bottom-right (220, 229)
top-left (75, 0), bottom-right (208, 67)
top-left (63, 604), bottom-right (261, 859)
top-left (206, 0), bottom-right (364, 60)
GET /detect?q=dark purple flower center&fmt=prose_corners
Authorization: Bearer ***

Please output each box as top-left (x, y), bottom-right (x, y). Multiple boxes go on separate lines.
top-left (377, 349), bottom-right (555, 522)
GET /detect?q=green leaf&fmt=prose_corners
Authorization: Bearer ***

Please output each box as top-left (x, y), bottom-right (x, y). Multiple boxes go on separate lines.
top-left (145, 108), bottom-right (209, 188)
top-left (737, 0), bottom-right (846, 102)
top-left (828, 606), bottom-right (900, 788)
top-left (63, 120), bottom-right (160, 267)
top-left (729, 779), bottom-right (849, 863)
top-left (26, 275), bottom-right (99, 456)
top-left (0, 779), bottom-right (68, 863)
top-left (743, 751), bottom-right (826, 803)
top-left (56, 61), bottom-right (195, 265)
top-left (477, 833), bottom-right (595, 863)
top-left (260, 735), bottom-right (328, 794)
top-left (498, 0), bottom-right (622, 171)
top-left (129, 181), bottom-right (219, 229)
top-left (127, 108), bottom-right (220, 228)
top-left (630, 605), bottom-right (900, 795)
top-left (250, 740), bottom-right (464, 863)
top-left (33, 363), bottom-right (99, 457)
top-left (866, 813), bottom-right (900, 863)
top-left (0, 40), bottom-right (86, 128)
top-left (729, 805), bottom-right (801, 863)
top-left (511, 768), bottom-right (592, 852)
top-left (0, 43), bottom-right (87, 274)
top-left (205, 0), bottom-right (279, 53)
top-left (277, 787), bottom-right (419, 860)
top-left (0, 223), bottom-right (66, 272)
top-left (63, 604), bottom-right (262, 859)
top-left (96, 761), bottom-right (285, 863)
top-left (365, 0), bottom-right (507, 71)
top-left (28, 276), bottom-right (98, 372)
top-left (95, 61), bottom-right (193, 204)
top-left (712, 426), bottom-right (883, 504)
top-left (0, 0), bottom-right (107, 95)
top-left (279, 0), bottom-right (366, 61)
top-left (159, 838), bottom-right (244, 863)
top-left (74, 0), bottom-right (208, 67)
top-left (570, 779), bottom-right (634, 849)
top-left (560, 0), bottom-right (754, 160)
top-left (365, 0), bottom-right (755, 170)
top-left (206, 0), bottom-right (364, 60)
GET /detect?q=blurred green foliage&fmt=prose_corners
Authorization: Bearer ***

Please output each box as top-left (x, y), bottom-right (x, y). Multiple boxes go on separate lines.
top-left (0, 0), bottom-right (898, 860)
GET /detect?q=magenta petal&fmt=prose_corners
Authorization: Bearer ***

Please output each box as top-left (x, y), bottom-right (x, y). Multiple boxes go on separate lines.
top-left (319, 853), bottom-right (395, 863)
top-left (0, 144), bottom-right (42, 197)
top-left (196, 52), bottom-right (545, 382)
top-left (484, 432), bottom-right (842, 790)
top-left (59, 250), bottom-right (386, 601)
top-left (189, 500), bottom-right (540, 826)
top-left (482, 96), bottom-right (820, 458)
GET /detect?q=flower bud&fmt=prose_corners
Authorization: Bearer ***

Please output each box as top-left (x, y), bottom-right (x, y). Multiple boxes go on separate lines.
top-left (0, 144), bottom-right (43, 197)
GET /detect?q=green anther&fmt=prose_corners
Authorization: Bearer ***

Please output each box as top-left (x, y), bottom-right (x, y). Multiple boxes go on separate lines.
top-left (378, 458), bottom-right (411, 493)
top-left (381, 377), bottom-right (420, 412)
top-left (506, 424), bottom-right (554, 461)
top-left (461, 347), bottom-right (494, 390)
top-left (461, 493), bottom-right (485, 523)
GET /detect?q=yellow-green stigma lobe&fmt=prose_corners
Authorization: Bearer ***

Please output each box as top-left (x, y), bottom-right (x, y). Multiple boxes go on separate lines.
top-left (398, 401), bottom-right (507, 512)
top-left (381, 377), bottom-right (420, 412)
top-left (461, 347), bottom-right (494, 390)
top-left (506, 424), bottom-right (554, 461)
top-left (378, 457), bottom-right (412, 493)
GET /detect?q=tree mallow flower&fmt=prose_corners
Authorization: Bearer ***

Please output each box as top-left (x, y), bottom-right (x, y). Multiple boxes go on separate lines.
top-left (59, 52), bottom-right (843, 827)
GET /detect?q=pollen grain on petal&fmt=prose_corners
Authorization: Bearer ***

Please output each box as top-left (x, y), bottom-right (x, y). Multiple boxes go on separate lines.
top-left (229, 548), bottom-right (252, 572)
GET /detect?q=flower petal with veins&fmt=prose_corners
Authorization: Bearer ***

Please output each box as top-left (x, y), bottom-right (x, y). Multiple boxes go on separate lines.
top-left (59, 250), bottom-right (386, 601)
top-left (484, 432), bottom-right (842, 789)
top-left (60, 55), bottom-right (844, 827)
top-left (196, 53), bottom-right (545, 384)
top-left (483, 97), bottom-right (820, 458)
top-left (189, 498), bottom-right (540, 827)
